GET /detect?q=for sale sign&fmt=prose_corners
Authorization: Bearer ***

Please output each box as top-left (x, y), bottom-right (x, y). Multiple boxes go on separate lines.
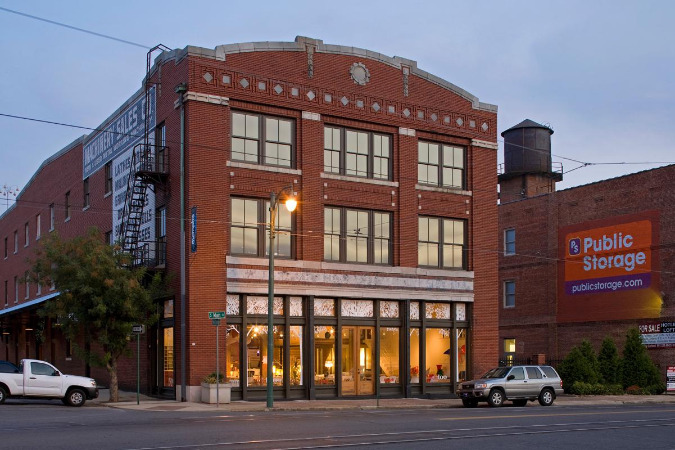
top-left (667, 366), bottom-right (675, 392)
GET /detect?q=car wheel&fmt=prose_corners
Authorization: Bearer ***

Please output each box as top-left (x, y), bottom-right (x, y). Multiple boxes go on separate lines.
top-left (538, 388), bottom-right (554, 406)
top-left (512, 399), bottom-right (528, 407)
top-left (0, 386), bottom-right (7, 404)
top-left (65, 388), bottom-right (87, 407)
top-left (462, 399), bottom-right (478, 408)
top-left (487, 389), bottom-right (504, 407)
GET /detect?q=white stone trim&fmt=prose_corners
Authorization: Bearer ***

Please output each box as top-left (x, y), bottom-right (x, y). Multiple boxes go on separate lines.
top-left (399, 127), bottom-right (416, 136)
top-left (302, 111), bottom-right (321, 121)
top-left (183, 91), bottom-right (229, 105)
top-left (226, 281), bottom-right (473, 302)
top-left (226, 160), bottom-right (302, 176)
top-left (227, 268), bottom-right (473, 292)
top-left (471, 139), bottom-right (498, 150)
top-left (226, 255), bottom-right (473, 279)
top-left (415, 184), bottom-right (472, 196)
top-left (320, 172), bottom-right (399, 188)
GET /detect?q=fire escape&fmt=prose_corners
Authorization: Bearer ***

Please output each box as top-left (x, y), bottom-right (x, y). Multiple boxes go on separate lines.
top-left (120, 44), bottom-right (171, 268)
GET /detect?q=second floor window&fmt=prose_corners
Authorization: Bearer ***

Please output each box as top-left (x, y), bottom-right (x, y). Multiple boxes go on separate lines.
top-left (418, 216), bottom-right (466, 269)
top-left (323, 207), bottom-right (391, 264)
top-left (324, 126), bottom-right (391, 180)
top-left (50, 204), bottom-right (55, 230)
top-left (504, 281), bottom-right (516, 308)
top-left (418, 141), bottom-right (464, 189)
top-left (230, 198), bottom-right (293, 258)
top-left (231, 112), bottom-right (293, 167)
top-left (504, 228), bottom-right (515, 255)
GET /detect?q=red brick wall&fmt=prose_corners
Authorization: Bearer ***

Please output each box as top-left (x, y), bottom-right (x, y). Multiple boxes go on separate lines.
top-left (499, 164), bottom-right (675, 370)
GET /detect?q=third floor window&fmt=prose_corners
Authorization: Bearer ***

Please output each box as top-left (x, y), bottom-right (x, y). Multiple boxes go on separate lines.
top-left (418, 141), bottom-right (464, 189)
top-left (324, 126), bottom-right (391, 180)
top-left (231, 112), bottom-right (294, 168)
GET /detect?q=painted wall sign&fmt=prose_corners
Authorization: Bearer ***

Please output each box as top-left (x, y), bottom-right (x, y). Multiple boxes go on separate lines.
top-left (564, 220), bottom-right (652, 295)
top-left (558, 213), bottom-right (660, 323)
top-left (82, 87), bottom-right (156, 179)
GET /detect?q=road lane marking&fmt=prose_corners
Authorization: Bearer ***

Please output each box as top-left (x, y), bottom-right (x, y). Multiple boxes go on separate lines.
top-left (438, 408), bottom-right (675, 420)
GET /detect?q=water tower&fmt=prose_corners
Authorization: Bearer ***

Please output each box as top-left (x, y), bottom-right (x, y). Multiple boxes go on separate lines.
top-left (498, 119), bottom-right (562, 203)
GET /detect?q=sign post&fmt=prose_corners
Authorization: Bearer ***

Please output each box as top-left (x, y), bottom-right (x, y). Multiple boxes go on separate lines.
top-left (208, 312), bottom-right (225, 407)
top-left (131, 324), bottom-right (146, 405)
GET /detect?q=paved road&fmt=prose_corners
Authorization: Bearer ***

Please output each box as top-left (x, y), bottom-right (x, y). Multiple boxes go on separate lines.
top-left (1, 400), bottom-right (675, 449)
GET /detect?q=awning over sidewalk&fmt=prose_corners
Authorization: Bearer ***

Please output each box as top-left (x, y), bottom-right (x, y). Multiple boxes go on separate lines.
top-left (0, 292), bottom-right (59, 317)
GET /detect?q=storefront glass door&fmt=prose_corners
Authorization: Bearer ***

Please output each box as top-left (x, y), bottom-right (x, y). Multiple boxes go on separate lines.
top-left (340, 326), bottom-right (374, 396)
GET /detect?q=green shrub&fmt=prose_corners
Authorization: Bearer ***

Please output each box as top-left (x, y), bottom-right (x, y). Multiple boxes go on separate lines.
top-left (202, 372), bottom-right (224, 384)
top-left (597, 337), bottom-right (621, 384)
top-left (569, 381), bottom-right (624, 395)
top-left (621, 328), bottom-right (661, 389)
top-left (557, 340), bottom-right (600, 392)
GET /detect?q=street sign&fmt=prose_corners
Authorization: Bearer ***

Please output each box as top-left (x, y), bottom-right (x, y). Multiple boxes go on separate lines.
top-left (208, 311), bottom-right (225, 319)
top-left (211, 319), bottom-right (221, 326)
top-left (131, 325), bottom-right (145, 334)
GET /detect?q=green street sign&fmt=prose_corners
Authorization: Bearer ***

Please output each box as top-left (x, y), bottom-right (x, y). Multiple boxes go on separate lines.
top-left (208, 311), bottom-right (225, 319)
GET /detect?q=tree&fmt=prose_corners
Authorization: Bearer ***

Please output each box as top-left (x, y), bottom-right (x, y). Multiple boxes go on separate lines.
top-left (557, 340), bottom-right (600, 392)
top-left (30, 228), bottom-right (162, 402)
top-left (621, 327), bottom-right (661, 389)
top-left (597, 337), bottom-right (621, 384)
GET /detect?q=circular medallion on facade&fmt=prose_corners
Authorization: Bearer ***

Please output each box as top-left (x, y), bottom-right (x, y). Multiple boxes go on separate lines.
top-left (350, 62), bottom-right (370, 86)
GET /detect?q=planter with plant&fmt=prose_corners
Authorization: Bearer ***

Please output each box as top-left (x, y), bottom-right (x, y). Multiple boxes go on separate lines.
top-left (200, 372), bottom-right (231, 404)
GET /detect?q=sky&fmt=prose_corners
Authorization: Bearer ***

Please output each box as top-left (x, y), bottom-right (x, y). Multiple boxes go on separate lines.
top-left (1, 0), bottom-right (673, 212)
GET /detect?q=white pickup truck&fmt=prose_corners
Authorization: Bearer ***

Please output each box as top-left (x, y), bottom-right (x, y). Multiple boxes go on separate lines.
top-left (0, 359), bottom-right (98, 406)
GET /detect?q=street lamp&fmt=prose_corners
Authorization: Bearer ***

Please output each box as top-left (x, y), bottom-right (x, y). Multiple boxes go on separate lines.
top-left (267, 185), bottom-right (297, 408)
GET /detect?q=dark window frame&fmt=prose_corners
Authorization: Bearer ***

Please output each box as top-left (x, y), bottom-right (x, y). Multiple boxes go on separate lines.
top-left (323, 206), bottom-right (392, 265)
top-left (64, 191), bottom-right (71, 221)
top-left (104, 162), bottom-right (113, 195)
top-left (323, 125), bottom-right (392, 181)
top-left (83, 178), bottom-right (90, 208)
top-left (417, 216), bottom-right (467, 269)
top-left (503, 280), bottom-right (516, 308)
top-left (417, 140), bottom-right (465, 189)
top-left (504, 228), bottom-right (515, 255)
top-left (231, 111), bottom-right (295, 168)
top-left (230, 197), bottom-right (295, 259)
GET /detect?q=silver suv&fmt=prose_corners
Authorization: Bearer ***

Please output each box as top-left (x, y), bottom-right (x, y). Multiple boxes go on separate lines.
top-left (458, 365), bottom-right (563, 407)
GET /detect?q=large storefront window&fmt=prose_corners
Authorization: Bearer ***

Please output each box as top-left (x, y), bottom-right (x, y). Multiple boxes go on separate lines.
top-left (315, 326), bottom-right (336, 385)
top-left (379, 327), bottom-right (399, 384)
top-left (425, 328), bottom-right (451, 384)
top-left (246, 325), bottom-right (284, 387)
top-left (226, 325), bottom-right (240, 386)
top-left (410, 328), bottom-right (420, 383)
top-left (290, 326), bottom-right (303, 386)
top-left (457, 329), bottom-right (467, 382)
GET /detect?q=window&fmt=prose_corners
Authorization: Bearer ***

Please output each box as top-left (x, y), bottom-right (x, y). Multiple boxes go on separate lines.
top-left (31, 362), bottom-right (56, 376)
top-left (418, 217), bottom-right (466, 269)
top-left (425, 328), bottom-right (451, 384)
top-left (504, 280), bottom-right (515, 308)
top-left (230, 198), bottom-right (294, 258)
top-left (24, 271), bottom-right (29, 299)
top-left (379, 328), bottom-right (400, 384)
top-left (323, 126), bottom-right (391, 180)
top-left (64, 192), bottom-right (70, 220)
top-left (83, 178), bottom-right (90, 208)
top-left (314, 326), bottom-right (335, 385)
top-left (36, 215), bottom-right (41, 240)
top-left (104, 231), bottom-right (112, 246)
top-left (156, 207), bottom-right (167, 265)
top-left (231, 112), bottom-right (293, 167)
top-left (526, 367), bottom-right (543, 379)
top-left (14, 231), bottom-right (18, 254)
top-left (4, 280), bottom-right (7, 306)
top-left (36, 277), bottom-right (41, 296)
top-left (155, 123), bottom-right (167, 172)
top-left (3, 237), bottom-right (6, 259)
top-left (504, 228), bottom-right (515, 255)
top-left (323, 207), bottom-right (392, 264)
top-left (105, 162), bottom-right (113, 195)
top-left (24, 223), bottom-right (29, 247)
top-left (509, 366), bottom-right (525, 380)
top-left (503, 339), bottom-right (516, 365)
top-left (49, 204), bottom-right (55, 230)
top-left (14, 276), bottom-right (18, 303)
top-left (417, 141), bottom-right (464, 189)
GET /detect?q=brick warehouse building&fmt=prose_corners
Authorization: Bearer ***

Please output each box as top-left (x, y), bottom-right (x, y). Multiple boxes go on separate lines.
top-left (498, 119), bottom-right (675, 372)
top-left (0, 36), bottom-right (499, 402)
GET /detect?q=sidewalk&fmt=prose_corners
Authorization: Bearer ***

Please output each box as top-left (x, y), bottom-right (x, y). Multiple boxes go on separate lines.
top-left (94, 390), bottom-right (675, 412)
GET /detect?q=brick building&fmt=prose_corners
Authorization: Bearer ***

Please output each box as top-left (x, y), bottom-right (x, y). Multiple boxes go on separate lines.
top-left (1, 36), bottom-right (499, 401)
top-left (498, 119), bottom-right (675, 372)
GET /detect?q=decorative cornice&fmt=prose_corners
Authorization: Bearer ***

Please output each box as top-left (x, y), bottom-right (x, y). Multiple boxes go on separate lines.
top-left (180, 91), bottom-right (229, 106)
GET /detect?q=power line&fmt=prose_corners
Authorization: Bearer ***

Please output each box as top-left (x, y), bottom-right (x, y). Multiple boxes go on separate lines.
top-left (0, 6), bottom-right (151, 49)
